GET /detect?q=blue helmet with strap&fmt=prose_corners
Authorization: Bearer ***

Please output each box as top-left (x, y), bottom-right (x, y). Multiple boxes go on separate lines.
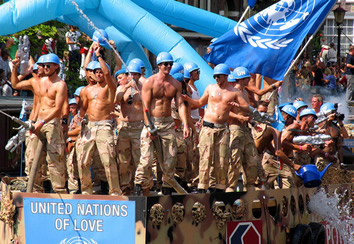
top-left (184, 62), bottom-right (199, 74)
top-left (233, 67), bottom-right (251, 79)
top-left (114, 68), bottom-right (128, 79)
top-left (127, 62), bottom-right (141, 74)
top-left (184, 69), bottom-right (191, 79)
top-left (69, 98), bottom-right (77, 105)
top-left (281, 104), bottom-right (297, 119)
top-left (37, 55), bottom-right (47, 64)
top-left (130, 58), bottom-right (145, 69)
top-left (156, 52), bottom-right (173, 64)
top-left (293, 100), bottom-right (308, 110)
top-left (33, 63), bottom-right (38, 71)
top-left (41, 53), bottom-right (60, 65)
top-left (74, 86), bottom-right (85, 97)
top-left (299, 108), bottom-right (317, 119)
top-left (213, 64), bottom-right (230, 76)
top-left (228, 74), bottom-right (236, 82)
top-left (170, 62), bottom-right (184, 75)
top-left (320, 102), bottom-right (336, 114)
top-left (86, 61), bottom-right (99, 71)
top-left (172, 73), bottom-right (184, 82)
top-left (92, 29), bottom-right (110, 49)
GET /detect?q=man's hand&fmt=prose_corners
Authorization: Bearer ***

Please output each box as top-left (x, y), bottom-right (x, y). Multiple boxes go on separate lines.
top-left (12, 58), bottom-right (20, 68)
top-left (183, 125), bottom-right (190, 139)
top-left (32, 121), bottom-right (44, 135)
top-left (147, 130), bottom-right (157, 140)
top-left (228, 101), bottom-right (240, 107)
top-left (293, 163), bottom-right (301, 171)
top-left (302, 144), bottom-right (312, 152)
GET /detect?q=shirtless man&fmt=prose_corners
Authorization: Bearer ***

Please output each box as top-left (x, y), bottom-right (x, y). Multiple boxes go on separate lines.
top-left (272, 105), bottom-right (304, 188)
top-left (183, 64), bottom-right (249, 193)
top-left (225, 67), bottom-right (266, 191)
top-left (11, 59), bottom-right (44, 191)
top-left (130, 58), bottom-right (148, 84)
top-left (115, 61), bottom-right (144, 195)
top-left (78, 42), bottom-right (120, 195)
top-left (135, 52), bottom-right (190, 196)
top-left (254, 102), bottom-right (301, 188)
top-left (314, 103), bottom-right (342, 170)
top-left (31, 53), bottom-right (68, 194)
top-left (254, 74), bottom-right (282, 115)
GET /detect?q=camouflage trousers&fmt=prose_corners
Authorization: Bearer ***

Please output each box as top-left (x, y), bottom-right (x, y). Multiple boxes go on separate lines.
top-left (198, 125), bottom-right (230, 190)
top-left (261, 90), bottom-right (278, 116)
top-left (24, 131), bottom-right (48, 192)
top-left (135, 117), bottom-right (177, 190)
top-left (226, 124), bottom-right (261, 191)
top-left (78, 120), bottom-right (120, 195)
top-left (175, 128), bottom-right (187, 181)
top-left (76, 134), bottom-right (105, 188)
top-left (262, 152), bottom-right (294, 189)
top-left (186, 133), bottom-right (200, 187)
top-left (116, 121), bottom-right (143, 193)
top-left (32, 118), bottom-right (67, 193)
top-left (66, 140), bottom-right (79, 193)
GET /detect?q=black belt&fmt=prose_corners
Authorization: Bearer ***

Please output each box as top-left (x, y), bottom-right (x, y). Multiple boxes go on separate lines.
top-left (203, 120), bottom-right (227, 128)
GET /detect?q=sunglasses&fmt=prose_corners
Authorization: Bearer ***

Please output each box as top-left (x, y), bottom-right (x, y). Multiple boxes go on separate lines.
top-left (214, 75), bottom-right (221, 79)
top-left (41, 64), bottom-right (52, 69)
top-left (162, 62), bottom-right (173, 67)
top-left (192, 69), bottom-right (200, 74)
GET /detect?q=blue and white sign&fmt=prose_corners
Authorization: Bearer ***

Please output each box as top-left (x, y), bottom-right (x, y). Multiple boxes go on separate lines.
top-left (24, 198), bottom-right (135, 243)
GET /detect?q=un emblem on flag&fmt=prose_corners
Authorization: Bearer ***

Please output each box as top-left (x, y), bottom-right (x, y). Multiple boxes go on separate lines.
top-left (235, 0), bottom-right (313, 49)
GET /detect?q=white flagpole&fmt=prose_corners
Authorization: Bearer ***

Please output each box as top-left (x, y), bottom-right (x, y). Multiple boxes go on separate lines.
top-left (235, 6), bottom-right (250, 29)
top-left (283, 35), bottom-right (314, 78)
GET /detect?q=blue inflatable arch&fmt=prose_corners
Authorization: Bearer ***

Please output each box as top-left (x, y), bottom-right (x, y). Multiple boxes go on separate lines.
top-left (0, 0), bottom-right (237, 94)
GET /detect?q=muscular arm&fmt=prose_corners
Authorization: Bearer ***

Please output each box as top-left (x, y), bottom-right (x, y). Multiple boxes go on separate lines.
top-left (97, 52), bottom-right (117, 89)
top-left (84, 43), bottom-right (94, 69)
top-left (245, 80), bottom-right (282, 96)
top-left (141, 79), bottom-right (153, 125)
top-left (182, 86), bottom-right (209, 108)
top-left (79, 87), bottom-right (88, 118)
top-left (114, 82), bottom-right (131, 104)
top-left (235, 90), bottom-right (250, 113)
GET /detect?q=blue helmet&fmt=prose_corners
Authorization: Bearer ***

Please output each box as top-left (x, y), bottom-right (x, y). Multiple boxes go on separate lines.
top-left (281, 104), bottom-right (297, 119)
top-left (184, 69), bottom-right (191, 79)
top-left (279, 102), bottom-right (293, 110)
top-left (233, 67), bottom-right (251, 79)
top-left (293, 100), bottom-right (308, 110)
top-left (69, 98), bottom-right (77, 105)
top-left (172, 73), bottom-right (184, 82)
top-left (228, 74), bottom-right (236, 82)
top-left (37, 55), bottom-right (47, 64)
top-left (156, 52), bottom-right (173, 65)
top-left (92, 29), bottom-right (110, 49)
top-left (320, 102), bottom-right (336, 114)
top-left (114, 68), bottom-right (128, 79)
top-left (213, 64), bottom-right (230, 76)
top-left (170, 62), bottom-right (184, 75)
top-left (93, 62), bottom-right (110, 72)
top-left (299, 108), bottom-right (317, 119)
top-left (74, 86), bottom-right (85, 97)
top-left (127, 62), bottom-right (141, 74)
top-left (86, 61), bottom-right (99, 71)
top-left (130, 58), bottom-right (145, 69)
top-left (184, 62), bottom-right (199, 74)
top-left (33, 63), bottom-right (38, 71)
top-left (41, 53), bottom-right (60, 65)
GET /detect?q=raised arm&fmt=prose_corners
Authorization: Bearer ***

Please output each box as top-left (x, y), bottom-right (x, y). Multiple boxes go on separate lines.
top-left (94, 43), bottom-right (117, 90)
top-left (11, 58), bottom-right (33, 90)
top-left (245, 80), bottom-right (282, 96)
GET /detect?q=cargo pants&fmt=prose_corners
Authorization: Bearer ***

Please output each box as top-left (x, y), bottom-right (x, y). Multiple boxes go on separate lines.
top-left (78, 120), bottom-right (120, 195)
top-left (135, 117), bottom-right (177, 190)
